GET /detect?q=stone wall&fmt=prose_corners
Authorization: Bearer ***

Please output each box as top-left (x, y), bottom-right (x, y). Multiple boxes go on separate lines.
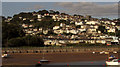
top-left (2, 47), bottom-right (119, 53)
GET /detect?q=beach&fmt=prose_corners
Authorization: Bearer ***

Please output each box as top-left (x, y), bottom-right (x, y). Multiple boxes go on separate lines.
top-left (2, 52), bottom-right (119, 65)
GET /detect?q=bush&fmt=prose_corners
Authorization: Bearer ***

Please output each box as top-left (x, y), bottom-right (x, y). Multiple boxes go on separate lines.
top-left (23, 35), bottom-right (44, 47)
top-left (7, 37), bottom-right (25, 47)
top-left (4, 35), bottom-right (44, 47)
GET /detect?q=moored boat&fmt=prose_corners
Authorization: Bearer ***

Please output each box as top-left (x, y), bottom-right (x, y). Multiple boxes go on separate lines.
top-left (106, 55), bottom-right (120, 65)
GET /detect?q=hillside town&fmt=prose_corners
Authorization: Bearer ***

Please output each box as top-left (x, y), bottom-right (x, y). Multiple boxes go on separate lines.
top-left (3, 10), bottom-right (120, 46)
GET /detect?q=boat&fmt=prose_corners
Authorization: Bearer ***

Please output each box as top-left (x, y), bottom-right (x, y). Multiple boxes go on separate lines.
top-left (39, 46), bottom-right (51, 64)
top-left (106, 59), bottom-right (120, 65)
top-left (2, 54), bottom-right (8, 58)
top-left (40, 59), bottom-right (50, 63)
top-left (106, 55), bottom-right (120, 65)
top-left (2, 52), bottom-right (9, 58)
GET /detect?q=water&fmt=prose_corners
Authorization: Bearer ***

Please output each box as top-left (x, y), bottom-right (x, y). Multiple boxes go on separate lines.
top-left (2, 61), bottom-right (120, 67)
top-left (39, 61), bottom-right (120, 67)
top-left (49, 61), bottom-right (106, 65)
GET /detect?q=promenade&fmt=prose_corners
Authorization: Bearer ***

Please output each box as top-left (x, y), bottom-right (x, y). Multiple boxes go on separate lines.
top-left (2, 46), bottom-right (120, 53)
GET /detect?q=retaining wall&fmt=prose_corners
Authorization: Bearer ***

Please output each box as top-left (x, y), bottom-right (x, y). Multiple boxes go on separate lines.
top-left (2, 47), bottom-right (119, 53)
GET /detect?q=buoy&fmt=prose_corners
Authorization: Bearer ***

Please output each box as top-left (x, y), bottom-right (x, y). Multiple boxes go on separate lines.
top-left (113, 51), bottom-right (117, 53)
top-left (100, 52), bottom-right (104, 54)
top-left (105, 52), bottom-right (109, 54)
top-left (91, 62), bottom-right (93, 63)
top-left (92, 52), bottom-right (95, 54)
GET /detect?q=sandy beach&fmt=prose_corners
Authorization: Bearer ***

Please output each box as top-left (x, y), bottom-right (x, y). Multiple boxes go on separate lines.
top-left (2, 52), bottom-right (119, 65)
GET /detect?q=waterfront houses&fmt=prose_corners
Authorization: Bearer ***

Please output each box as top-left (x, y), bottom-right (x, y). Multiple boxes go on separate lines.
top-left (3, 10), bottom-right (120, 46)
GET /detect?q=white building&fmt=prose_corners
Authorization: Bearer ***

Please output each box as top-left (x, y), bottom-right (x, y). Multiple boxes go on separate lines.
top-left (53, 26), bottom-right (60, 30)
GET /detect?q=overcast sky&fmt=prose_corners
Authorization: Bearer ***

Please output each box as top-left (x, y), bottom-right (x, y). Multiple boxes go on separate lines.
top-left (1, 0), bottom-right (120, 2)
top-left (2, 2), bottom-right (119, 19)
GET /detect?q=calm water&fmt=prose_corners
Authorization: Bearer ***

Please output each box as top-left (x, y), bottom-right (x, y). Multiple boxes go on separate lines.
top-left (2, 61), bottom-right (120, 67)
top-left (40, 61), bottom-right (120, 67)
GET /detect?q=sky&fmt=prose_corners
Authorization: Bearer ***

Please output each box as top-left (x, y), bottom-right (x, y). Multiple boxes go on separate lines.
top-left (2, 2), bottom-right (119, 19)
top-left (1, 0), bottom-right (120, 2)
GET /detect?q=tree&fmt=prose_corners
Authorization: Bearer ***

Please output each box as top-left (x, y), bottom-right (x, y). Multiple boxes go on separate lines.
top-left (49, 10), bottom-right (55, 14)
top-left (116, 30), bottom-right (120, 37)
top-left (38, 10), bottom-right (49, 15)
top-left (7, 37), bottom-right (25, 47)
top-left (2, 21), bottom-right (25, 45)
top-left (55, 11), bottom-right (60, 14)
top-left (98, 26), bottom-right (106, 33)
top-left (23, 35), bottom-right (44, 47)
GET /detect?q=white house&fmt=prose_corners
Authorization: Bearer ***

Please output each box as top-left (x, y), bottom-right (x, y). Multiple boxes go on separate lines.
top-left (86, 21), bottom-right (98, 25)
top-left (53, 26), bottom-right (60, 30)
top-left (107, 28), bottom-right (115, 32)
top-left (69, 29), bottom-right (78, 34)
top-left (43, 30), bottom-right (48, 34)
top-left (75, 22), bottom-right (83, 25)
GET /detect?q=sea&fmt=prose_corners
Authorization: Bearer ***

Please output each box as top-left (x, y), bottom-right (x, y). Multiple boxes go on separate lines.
top-left (2, 61), bottom-right (120, 67)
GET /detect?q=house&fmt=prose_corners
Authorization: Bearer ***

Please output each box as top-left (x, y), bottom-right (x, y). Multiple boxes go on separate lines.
top-left (53, 26), bottom-right (60, 30)
top-left (33, 29), bottom-right (38, 32)
top-left (107, 28), bottom-right (115, 32)
top-left (98, 31), bottom-right (101, 33)
top-left (43, 30), bottom-right (48, 34)
top-left (69, 29), bottom-right (78, 34)
top-left (29, 25), bottom-right (33, 28)
top-left (111, 22), bottom-right (115, 25)
top-left (23, 18), bottom-right (27, 21)
top-left (39, 28), bottom-right (43, 31)
top-left (104, 21), bottom-right (110, 24)
top-left (87, 28), bottom-right (96, 33)
top-left (44, 13), bottom-right (49, 16)
top-left (54, 29), bottom-right (64, 34)
top-left (60, 23), bottom-right (66, 27)
top-left (44, 40), bottom-right (62, 46)
top-left (27, 31), bottom-right (33, 34)
top-left (86, 21), bottom-right (98, 25)
top-left (105, 36), bottom-right (119, 45)
top-left (81, 25), bottom-right (86, 28)
top-left (69, 40), bottom-right (80, 43)
top-left (30, 19), bottom-right (34, 22)
top-left (19, 17), bottom-right (22, 19)
top-left (96, 40), bottom-right (106, 44)
top-left (116, 26), bottom-right (120, 30)
top-left (38, 19), bottom-right (42, 21)
top-left (75, 22), bottom-right (83, 25)
top-left (52, 15), bottom-right (56, 19)
top-left (93, 25), bottom-right (99, 29)
top-left (78, 28), bottom-right (86, 32)
top-left (22, 24), bottom-right (28, 28)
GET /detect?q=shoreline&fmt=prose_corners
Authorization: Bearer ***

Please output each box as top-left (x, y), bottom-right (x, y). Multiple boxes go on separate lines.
top-left (2, 52), bottom-right (119, 65)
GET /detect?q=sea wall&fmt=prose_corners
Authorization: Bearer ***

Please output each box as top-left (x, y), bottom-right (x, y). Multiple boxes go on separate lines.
top-left (2, 47), bottom-right (120, 53)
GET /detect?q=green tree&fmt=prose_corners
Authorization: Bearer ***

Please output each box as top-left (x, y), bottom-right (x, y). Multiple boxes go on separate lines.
top-left (23, 35), bottom-right (44, 47)
top-left (38, 10), bottom-right (49, 15)
top-left (2, 21), bottom-right (25, 46)
top-left (7, 37), bottom-right (25, 47)
top-left (98, 26), bottom-right (107, 33)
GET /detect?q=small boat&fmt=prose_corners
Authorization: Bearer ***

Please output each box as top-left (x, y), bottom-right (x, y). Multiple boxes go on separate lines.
top-left (106, 55), bottom-right (120, 65)
top-left (40, 59), bottom-right (50, 63)
top-left (106, 59), bottom-right (120, 65)
top-left (2, 54), bottom-right (8, 58)
top-left (39, 46), bottom-right (51, 64)
top-left (40, 56), bottom-right (51, 63)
